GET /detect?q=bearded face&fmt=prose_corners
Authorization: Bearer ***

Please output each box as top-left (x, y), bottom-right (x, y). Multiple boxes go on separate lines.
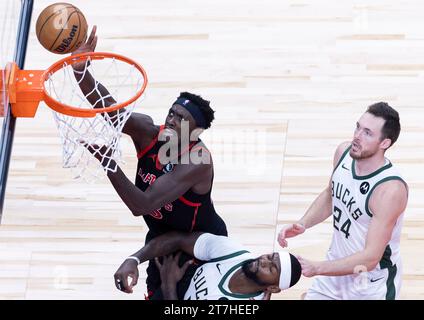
top-left (349, 113), bottom-right (389, 160)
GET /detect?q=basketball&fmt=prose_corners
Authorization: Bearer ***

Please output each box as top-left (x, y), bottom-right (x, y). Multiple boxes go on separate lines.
top-left (36, 2), bottom-right (88, 54)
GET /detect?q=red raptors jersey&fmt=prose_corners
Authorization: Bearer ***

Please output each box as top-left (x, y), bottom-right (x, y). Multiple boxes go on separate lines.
top-left (135, 126), bottom-right (227, 240)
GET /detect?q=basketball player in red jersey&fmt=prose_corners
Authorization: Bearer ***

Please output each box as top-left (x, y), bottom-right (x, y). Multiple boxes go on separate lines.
top-left (73, 27), bottom-right (227, 300)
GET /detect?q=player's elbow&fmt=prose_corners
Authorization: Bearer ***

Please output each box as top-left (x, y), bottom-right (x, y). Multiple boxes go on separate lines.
top-left (125, 191), bottom-right (163, 216)
top-left (126, 201), bottom-right (143, 216)
top-left (365, 260), bottom-right (379, 272)
top-left (361, 252), bottom-right (381, 271)
top-left (130, 206), bottom-right (151, 216)
top-left (130, 209), bottom-right (144, 217)
top-left (130, 200), bottom-right (157, 216)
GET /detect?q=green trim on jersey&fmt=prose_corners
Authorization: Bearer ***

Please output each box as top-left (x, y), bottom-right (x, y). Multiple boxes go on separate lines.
top-left (379, 245), bottom-right (397, 300)
top-left (208, 250), bottom-right (250, 263)
top-left (380, 245), bottom-right (393, 269)
top-left (333, 145), bottom-right (352, 174)
top-left (385, 264), bottom-right (397, 300)
top-left (365, 176), bottom-right (406, 217)
top-left (217, 260), bottom-right (263, 299)
top-left (351, 160), bottom-right (392, 180)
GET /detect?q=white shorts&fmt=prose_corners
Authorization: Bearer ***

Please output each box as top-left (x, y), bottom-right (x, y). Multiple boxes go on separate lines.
top-left (304, 264), bottom-right (402, 300)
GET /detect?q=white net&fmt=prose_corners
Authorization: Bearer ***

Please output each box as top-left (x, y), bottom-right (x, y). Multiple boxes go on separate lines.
top-left (44, 54), bottom-right (146, 182)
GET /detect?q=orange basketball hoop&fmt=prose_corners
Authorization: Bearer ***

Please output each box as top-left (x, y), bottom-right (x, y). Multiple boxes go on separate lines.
top-left (2, 52), bottom-right (148, 182)
top-left (7, 52), bottom-right (148, 117)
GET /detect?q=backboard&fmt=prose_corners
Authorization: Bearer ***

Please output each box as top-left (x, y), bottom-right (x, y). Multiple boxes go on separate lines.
top-left (0, 1), bottom-right (20, 119)
top-left (0, 0), bottom-right (33, 219)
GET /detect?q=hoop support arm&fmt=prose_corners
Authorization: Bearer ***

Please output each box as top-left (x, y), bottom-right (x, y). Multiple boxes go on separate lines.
top-left (6, 62), bottom-right (44, 118)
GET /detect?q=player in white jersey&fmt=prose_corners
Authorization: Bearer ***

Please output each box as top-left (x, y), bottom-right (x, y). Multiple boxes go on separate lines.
top-left (113, 231), bottom-right (301, 300)
top-left (278, 102), bottom-right (408, 300)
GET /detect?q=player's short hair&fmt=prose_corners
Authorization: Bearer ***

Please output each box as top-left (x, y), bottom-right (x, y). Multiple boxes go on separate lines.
top-left (178, 92), bottom-right (215, 129)
top-left (289, 253), bottom-right (302, 287)
top-left (278, 252), bottom-right (302, 290)
top-left (366, 102), bottom-right (401, 147)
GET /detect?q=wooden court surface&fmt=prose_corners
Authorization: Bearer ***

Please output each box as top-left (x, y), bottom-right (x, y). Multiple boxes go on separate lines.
top-left (0, 0), bottom-right (423, 299)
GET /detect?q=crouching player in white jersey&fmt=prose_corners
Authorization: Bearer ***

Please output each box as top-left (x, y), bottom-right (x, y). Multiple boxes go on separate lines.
top-left (278, 102), bottom-right (408, 300)
top-left (113, 231), bottom-right (301, 300)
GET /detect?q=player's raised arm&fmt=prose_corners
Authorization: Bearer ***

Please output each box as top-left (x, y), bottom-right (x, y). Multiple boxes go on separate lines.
top-left (71, 26), bottom-right (116, 108)
top-left (71, 26), bottom-right (157, 152)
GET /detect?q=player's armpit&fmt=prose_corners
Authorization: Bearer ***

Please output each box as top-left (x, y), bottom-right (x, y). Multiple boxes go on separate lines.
top-left (122, 113), bottom-right (158, 153)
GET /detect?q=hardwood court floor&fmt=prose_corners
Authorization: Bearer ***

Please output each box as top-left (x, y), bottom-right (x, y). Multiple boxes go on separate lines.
top-left (0, 0), bottom-right (423, 299)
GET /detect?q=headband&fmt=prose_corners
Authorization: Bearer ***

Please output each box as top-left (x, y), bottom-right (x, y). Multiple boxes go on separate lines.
top-left (173, 97), bottom-right (207, 128)
top-left (278, 251), bottom-right (293, 290)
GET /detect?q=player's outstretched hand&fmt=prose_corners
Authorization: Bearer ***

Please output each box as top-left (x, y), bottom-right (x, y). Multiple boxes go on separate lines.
top-left (155, 252), bottom-right (193, 299)
top-left (114, 258), bottom-right (139, 294)
top-left (71, 25), bottom-right (98, 70)
top-left (79, 140), bottom-right (115, 170)
top-left (296, 255), bottom-right (319, 277)
top-left (72, 25), bottom-right (97, 56)
top-left (277, 223), bottom-right (305, 248)
top-left (155, 252), bottom-right (193, 286)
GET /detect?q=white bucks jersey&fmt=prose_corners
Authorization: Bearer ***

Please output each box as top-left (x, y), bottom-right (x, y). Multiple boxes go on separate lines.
top-left (184, 234), bottom-right (265, 300)
top-left (328, 145), bottom-right (406, 298)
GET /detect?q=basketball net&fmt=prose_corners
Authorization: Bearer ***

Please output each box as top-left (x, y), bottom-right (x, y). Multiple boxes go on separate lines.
top-left (44, 55), bottom-right (146, 182)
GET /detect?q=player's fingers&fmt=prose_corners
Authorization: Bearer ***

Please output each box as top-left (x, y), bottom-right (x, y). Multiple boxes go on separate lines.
top-left (87, 25), bottom-right (97, 44)
top-left (154, 257), bottom-right (162, 269)
top-left (181, 259), bottom-right (193, 273)
top-left (262, 291), bottom-right (272, 300)
top-left (278, 238), bottom-right (287, 248)
top-left (295, 255), bottom-right (304, 267)
top-left (115, 278), bottom-right (122, 291)
top-left (163, 255), bottom-right (172, 264)
top-left (77, 138), bottom-right (86, 145)
top-left (278, 229), bottom-right (287, 241)
top-left (79, 140), bottom-right (94, 153)
top-left (114, 274), bottom-right (122, 291)
top-left (79, 140), bottom-right (99, 154)
top-left (167, 254), bottom-right (175, 265)
top-left (174, 251), bottom-right (182, 262)
top-left (91, 35), bottom-right (98, 51)
top-left (294, 223), bottom-right (305, 231)
top-left (115, 274), bottom-right (130, 293)
top-left (129, 273), bottom-right (138, 288)
top-left (121, 273), bottom-right (131, 293)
